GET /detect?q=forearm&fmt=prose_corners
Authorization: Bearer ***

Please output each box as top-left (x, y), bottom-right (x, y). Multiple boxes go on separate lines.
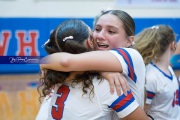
top-left (40, 51), bottom-right (123, 72)
top-left (40, 52), bottom-right (73, 72)
top-left (144, 104), bottom-right (150, 114)
top-left (122, 106), bottom-right (150, 120)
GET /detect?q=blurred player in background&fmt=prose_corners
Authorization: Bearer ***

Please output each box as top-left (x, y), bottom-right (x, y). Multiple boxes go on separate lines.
top-left (134, 25), bottom-right (180, 120)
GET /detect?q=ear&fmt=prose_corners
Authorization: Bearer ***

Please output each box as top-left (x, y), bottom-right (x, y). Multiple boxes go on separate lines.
top-left (86, 38), bottom-right (94, 50)
top-left (170, 41), bottom-right (176, 51)
top-left (127, 36), bottom-right (135, 47)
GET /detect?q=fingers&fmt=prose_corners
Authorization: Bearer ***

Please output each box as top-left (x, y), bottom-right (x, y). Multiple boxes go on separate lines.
top-left (108, 79), bottom-right (115, 94)
top-left (101, 72), bottom-right (116, 94)
top-left (117, 74), bottom-right (129, 96)
top-left (114, 78), bottom-right (121, 96)
top-left (100, 72), bottom-right (129, 96)
top-left (125, 77), bottom-right (130, 91)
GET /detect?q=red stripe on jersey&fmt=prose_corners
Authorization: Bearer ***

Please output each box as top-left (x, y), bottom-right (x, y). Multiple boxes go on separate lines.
top-left (118, 49), bottom-right (136, 82)
top-left (147, 91), bottom-right (155, 99)
top-left (112, 92), bottom-right (133, 110)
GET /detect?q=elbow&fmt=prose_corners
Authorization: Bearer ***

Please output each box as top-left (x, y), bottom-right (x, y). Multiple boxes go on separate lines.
top-left (42, 53), bottom-right (74, 72)
top-left (59, 57), bottom-right (72, 72)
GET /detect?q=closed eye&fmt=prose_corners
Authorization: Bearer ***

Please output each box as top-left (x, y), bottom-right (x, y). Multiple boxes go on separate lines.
top-left (108, 30), bottom-right (116, 34)
top-left (95, 28), bottom-right (101, 32)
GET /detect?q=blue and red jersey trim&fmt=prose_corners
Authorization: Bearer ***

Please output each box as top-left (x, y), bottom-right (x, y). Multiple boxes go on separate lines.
top-left (146, 90), bottom-right (155, 99)
top-left (109, 91), bottom-right (135, 112)
top-left (112, 48), bottom-right (137, 83)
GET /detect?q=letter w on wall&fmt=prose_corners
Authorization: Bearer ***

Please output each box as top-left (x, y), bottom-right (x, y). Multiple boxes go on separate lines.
top-left (0, 30), bottom-right (11, 56)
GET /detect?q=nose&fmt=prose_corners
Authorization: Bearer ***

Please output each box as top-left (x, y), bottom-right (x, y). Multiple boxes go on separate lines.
top-left (96, 30), bottom-right (106, 41)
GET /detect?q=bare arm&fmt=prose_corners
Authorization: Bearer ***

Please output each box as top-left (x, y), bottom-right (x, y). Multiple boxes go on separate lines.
top-left (40, 51), bottom-right (122, 72)
top-left (122, 106), bottom-right (151, 120)
top-left (144, 104), bottom-right (151, 114)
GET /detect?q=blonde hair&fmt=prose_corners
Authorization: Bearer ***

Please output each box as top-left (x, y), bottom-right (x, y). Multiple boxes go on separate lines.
top-left (134, 25), bottom-right (176, 65)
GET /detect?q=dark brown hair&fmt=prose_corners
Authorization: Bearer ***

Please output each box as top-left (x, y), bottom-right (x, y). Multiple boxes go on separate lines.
top-left (93, 10), bottom-right (135, 37)
top-left (37, 19), bottom-right (101, 102)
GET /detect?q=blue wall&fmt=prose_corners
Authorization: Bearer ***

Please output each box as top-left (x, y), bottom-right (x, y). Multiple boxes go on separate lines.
top-left (0, 18), bottom-right (180, 74)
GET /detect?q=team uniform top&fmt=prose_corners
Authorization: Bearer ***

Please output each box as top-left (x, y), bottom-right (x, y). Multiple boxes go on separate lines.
top-left (36, 90), bottom-right (54, 120)
top-left (47, 79), bottom-right (138, 120)
top-left (110, 48), bottom-right (146, 108)
top-left (36, 81), bottom-right (138, 120)
top-left (36, 48), bottom-right (144, 120)
top-left (145, 63), bottom-right (180, 120)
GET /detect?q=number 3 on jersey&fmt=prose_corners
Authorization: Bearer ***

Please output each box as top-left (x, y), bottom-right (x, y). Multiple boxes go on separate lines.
top-left (52, 85), bottom-right (70, 120)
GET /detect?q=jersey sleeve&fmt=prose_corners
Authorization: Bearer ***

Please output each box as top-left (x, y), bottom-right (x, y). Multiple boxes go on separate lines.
top-left (109, 91), bottom-right (139, 118)
top-left (109, 48), bottom-right (129, 76)
top-left (36, 96), bottom-right (52, 120)
top-left (35, 89), bottom-right (54, 120)
top-left (94, 79), bottom-right (139, 118)
top-left (109, 48), bottom-right (141, 83)
top-left (145, 71), bottom-right (157, 104)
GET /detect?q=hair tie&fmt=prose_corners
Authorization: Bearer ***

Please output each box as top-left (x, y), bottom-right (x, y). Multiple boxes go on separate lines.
top-left (63, 36), bottom-right (73, 42)
top-left (132, 41), bottom-right (135, 45)
top-left (41, 39), bottom-right (50, 48)
top-left (151, 26), bottom-right (159, 29)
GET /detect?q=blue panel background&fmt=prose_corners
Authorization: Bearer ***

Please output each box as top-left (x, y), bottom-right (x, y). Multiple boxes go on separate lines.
top-left (0, 18), bottom-right (180, 74)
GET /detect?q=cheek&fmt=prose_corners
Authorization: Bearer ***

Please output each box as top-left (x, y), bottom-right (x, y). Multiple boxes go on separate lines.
top-left (92, 32), bottom-right (97, 39)
top-left (92, 34), bottom-right (97, 42)
top-left (111, 36), bottom-right (128, 48)
top-left (109, 38), bottom-right (123, 48)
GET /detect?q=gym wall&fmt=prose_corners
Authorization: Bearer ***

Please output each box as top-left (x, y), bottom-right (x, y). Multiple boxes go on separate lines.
top-left (0, 0), bottom-right (180, 120)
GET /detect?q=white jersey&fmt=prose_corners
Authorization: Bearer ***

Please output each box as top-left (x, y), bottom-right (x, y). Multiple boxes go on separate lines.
top-left (178, 76), bottom-right (180, 114)
top-left (36, 90), bottom-right (54, 120)
top-left (178, 76), bottom-right (180, 112)
top-left (109, 48), bottom-right (146, 108)
top-left (36, 48), bottom-right (144, 120)
top-left (36, 77), bottom-right (139, 120)
top-left (145, 63), bottom-right (180, 120)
